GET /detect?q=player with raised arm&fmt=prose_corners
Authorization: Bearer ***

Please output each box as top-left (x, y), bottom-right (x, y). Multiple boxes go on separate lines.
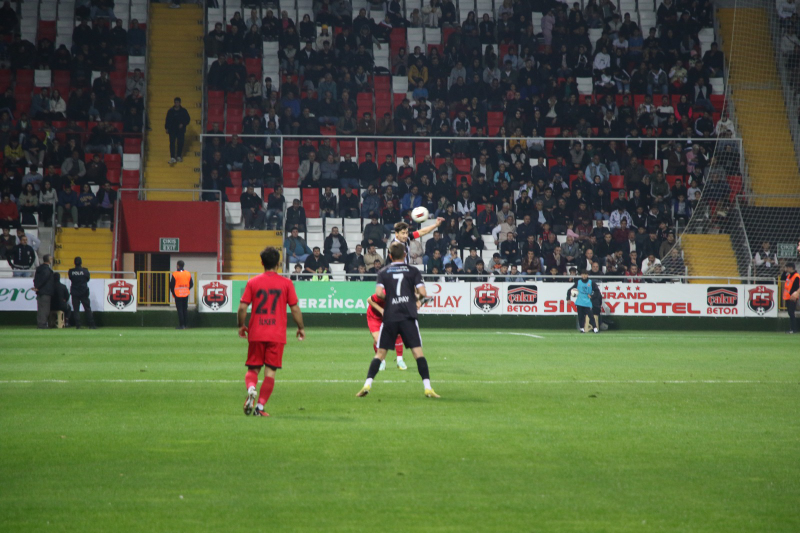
top-left (238, 247), bottom-right (305, 417)
top-left (386, 218), bottom-right (442, 369)
top-left (357, 242), bottom-right (440, 398)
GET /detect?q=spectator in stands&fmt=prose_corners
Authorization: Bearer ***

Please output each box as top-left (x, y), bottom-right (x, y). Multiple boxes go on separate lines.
top-left (201, 169), bottom-right (230, 202)
top-left (641, 252), bottom-right (662, 275)
top-left (363, 215), bottom-right (389, 249)
top-left (39, 181), bottom-right (57, 227)
top-left (126, 19), bottom-right (145, 56)
top-left (304, 247), bottom-right (329, 274)
top-left (320, 156), bottom-right (340, 189)
top-left (754, 241), bottom-right (780, 278)
top-left (241, 152), bottom-right (263, 188)
top-left (241, 186), bottom-right (266, 230)
top-left (95, 182), bottom-right (116, 224)
top-left (285, 199), bottom-right (307, 232)
top-left (285, 228), bottom-right (312, 263)
top-left (361, 186), bottom-right (380, 218)
top-left (0, 227), bottom-right (14, 260)
top-left (0, 193), bottom-right (20, 230)
top-left (337, 188), bottom-right (358, 219)
top-left (345, 245), bottom-right (365, 273)
top-left (363, 244), bottom-right (383, 268)
top-left (76, 184), bottom-right (97, 229)
top-left (165, 97), bottom-right (190, 164)
top-left (324, 227), bottom-right (348, 264)
top-left (299, 152), bottom-right (322, 188)
top-left (8, 234), bottom-right (36, 277)
top-left (319, 187), bottom-right (337, 219)
top-left (84, 154), bottom-right (108, 186)
top-left (17, 184), bottom-right (38, 226)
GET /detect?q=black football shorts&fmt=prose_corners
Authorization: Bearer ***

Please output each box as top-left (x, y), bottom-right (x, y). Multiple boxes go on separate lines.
top-left (378, 318), bottom-right (422, 350)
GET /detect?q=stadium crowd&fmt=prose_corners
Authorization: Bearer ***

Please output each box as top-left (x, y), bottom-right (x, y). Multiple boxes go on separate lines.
top-left (199, 0), bottom-right (741, 283)
top-left (0, 3), bottom-right (143, 230)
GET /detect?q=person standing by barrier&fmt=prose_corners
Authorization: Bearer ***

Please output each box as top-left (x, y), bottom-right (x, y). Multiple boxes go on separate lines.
top-left (170, 261), bottom-right (193, 329)
top-left (566, 270), bottom-right (599, 334)
top-left (69, 256), bottom-right (96, 329)
top-left (33, 254), bottom-right (55, 329)
top-left (782, 262), bottom-right (800, 334)
top-left (165, 97), bottom-right (190, 164)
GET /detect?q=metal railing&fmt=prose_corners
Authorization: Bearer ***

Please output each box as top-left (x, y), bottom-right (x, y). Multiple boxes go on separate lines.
top-left (137, 270), bottom-right (197, 305)
top-left (198, 271), bottom-right (775, 285)
top-left (197, 134), bottom-right (744, 173)
top-left (140, 0), bottom-right (153, 197)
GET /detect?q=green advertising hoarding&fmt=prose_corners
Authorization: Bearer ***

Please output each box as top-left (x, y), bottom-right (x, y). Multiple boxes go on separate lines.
top-left (232, 280), bottom-right (374, 313)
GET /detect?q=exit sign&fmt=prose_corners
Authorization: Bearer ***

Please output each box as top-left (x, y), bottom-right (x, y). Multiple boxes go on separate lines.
top-left (159, 238), bottom-right (180, 252)
top-left (777, 242), bottom-right (797, 259)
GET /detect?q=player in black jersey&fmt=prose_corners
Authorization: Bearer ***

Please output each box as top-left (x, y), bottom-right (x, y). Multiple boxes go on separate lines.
top-left (356, 242), bottom-right (440, 398)
top-left (390, 219), bottom-right (444, 265)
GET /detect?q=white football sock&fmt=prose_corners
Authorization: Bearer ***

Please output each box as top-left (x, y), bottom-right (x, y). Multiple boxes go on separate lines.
top-left (365, 378), bottom-right (374, 387)
top-left (423, 379), bottom-right (431, 390)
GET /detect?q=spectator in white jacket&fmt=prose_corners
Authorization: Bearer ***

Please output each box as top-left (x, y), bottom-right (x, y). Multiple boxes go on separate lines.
top-left (641, 253), bottom-right (662, 275)
top-left (608, 206), bottom-right (633, 230)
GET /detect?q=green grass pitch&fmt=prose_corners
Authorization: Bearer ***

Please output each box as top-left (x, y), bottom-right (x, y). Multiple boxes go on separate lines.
top-left (1, 326), bottom-right (799, 532)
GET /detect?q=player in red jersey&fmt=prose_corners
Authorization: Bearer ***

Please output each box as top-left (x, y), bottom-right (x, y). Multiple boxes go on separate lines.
top-left (237, 247), bottom-right (305, 417)
top-left (367, 292), bottom-right (405, 371)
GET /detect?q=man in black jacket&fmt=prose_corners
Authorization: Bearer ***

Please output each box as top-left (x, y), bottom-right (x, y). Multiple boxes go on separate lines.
top-left (241, 152), bottom-right (264, 188)
top-left (241, 186), bottom-right (266, 230)
top-left (69, 256), bottom-right (96, 329)
top-left (51, 272), bottom-right (72, 327)
top-left (339, 187), bottom-right (360, 218)
top-left (33, 254), bottom-right (55, 329)
top-left (165, 97), bottom-right (190, 164)
top-left (8, 234), bottom-right (36, 277)
top-left (323, 226), bottom-right (348, 264)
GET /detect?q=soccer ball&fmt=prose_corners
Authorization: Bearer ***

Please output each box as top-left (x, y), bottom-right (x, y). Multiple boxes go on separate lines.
top-left (411, 206), bottom-right (429, 223)
top-left (570, 288), bottom-right (578, 300)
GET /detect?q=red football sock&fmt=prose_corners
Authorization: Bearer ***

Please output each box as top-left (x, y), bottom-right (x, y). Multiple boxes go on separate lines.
top-left (258, 376), bottom-right (275, 406)
top-left (245, 369), bottom-right (259, 390)
top-left (395, 342), bottom-right (403, 357)
top-left (373, 343), bottom-right (377, 354)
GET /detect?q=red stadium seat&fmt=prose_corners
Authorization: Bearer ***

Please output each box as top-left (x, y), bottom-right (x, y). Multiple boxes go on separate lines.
top-left (16, 69), bottom-right (34, 87)
top-left (226, 187), bottom-right (242, 202)
top-left (302, 188), bottom-right (319, 203)
top-left (107, 168), bottom-right (121, 184)
top-left (609, 175), bottom-right (625, 190)
top-left (396, 142), bottom-right (413, 157)
top-left (124, 137), bottom-right (142, 154)
top-left (105, 154), bottom-right (122, 169)
top-left (642, 159), bottom-right (658, 173)
top-left (377, 141), bottom-right (394, 161)
top-left (229, 171), bottom-right (242, 186)
top-left (414, 141), bottom-right (430, 157)
top-left (454, 157), bottom-right (470, 173)
top-left (121, 170), bottom-right (139, 187)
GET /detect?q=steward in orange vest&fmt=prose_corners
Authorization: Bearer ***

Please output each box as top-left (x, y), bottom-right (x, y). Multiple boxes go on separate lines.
top-left (170, 261), bottom-right (193, 329)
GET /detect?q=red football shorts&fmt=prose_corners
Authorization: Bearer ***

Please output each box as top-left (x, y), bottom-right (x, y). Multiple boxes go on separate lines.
top-left (246, 342), bottom-right (285, 369)
top-left (367, 314), bottom-right (383, 333)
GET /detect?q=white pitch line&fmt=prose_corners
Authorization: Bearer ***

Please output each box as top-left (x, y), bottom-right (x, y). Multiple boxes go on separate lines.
top-left (0, 379), bottom-right (794, 385)
top-left (498, 332), bottom-right (545, 339)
